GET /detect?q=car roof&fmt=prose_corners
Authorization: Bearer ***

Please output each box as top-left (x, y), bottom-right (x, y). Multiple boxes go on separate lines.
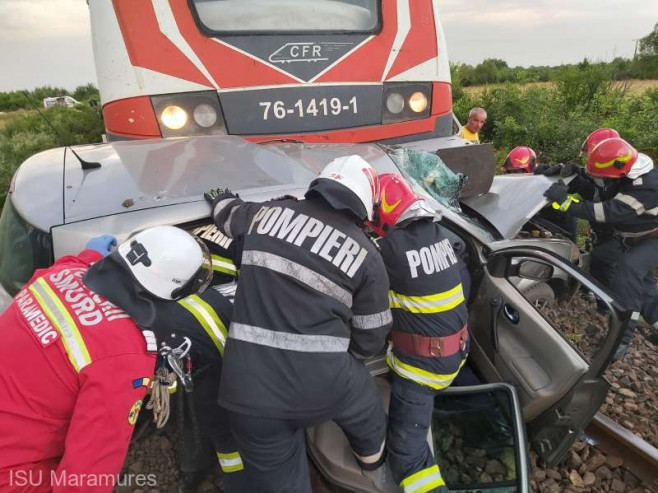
top-left (461, 174), bottom-right (554, 239)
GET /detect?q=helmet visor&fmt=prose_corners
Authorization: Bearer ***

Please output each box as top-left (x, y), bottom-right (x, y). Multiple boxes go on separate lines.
top-left (171, 236), bottom-right (213, 300)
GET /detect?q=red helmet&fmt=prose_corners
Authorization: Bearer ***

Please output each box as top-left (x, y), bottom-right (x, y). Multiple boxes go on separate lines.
top-left (368, 174), bottom-right (420, 237)
top-left (586, 138), bottom-right (638, 179)
top-left (503, 147), bottom-right (537, 173)
top-left (580, 128), bottom-right (620, 156)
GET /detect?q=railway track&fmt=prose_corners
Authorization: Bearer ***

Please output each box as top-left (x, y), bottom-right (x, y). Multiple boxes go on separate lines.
top-left (586, 412), bottom-right (658, 489)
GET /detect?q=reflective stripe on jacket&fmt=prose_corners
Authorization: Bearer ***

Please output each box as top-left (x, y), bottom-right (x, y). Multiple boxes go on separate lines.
top-left (212, 196), bottom-right (392, 420)
top-left (0, 250), bottom-right (155, 490)
top-left (378, 219), bottom-right (469, 387)
top-left (569, 168), bottom-right (658, 236)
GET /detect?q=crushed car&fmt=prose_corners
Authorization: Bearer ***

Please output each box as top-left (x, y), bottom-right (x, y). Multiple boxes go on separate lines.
top-left (0, 136), bottom-right (629, 492)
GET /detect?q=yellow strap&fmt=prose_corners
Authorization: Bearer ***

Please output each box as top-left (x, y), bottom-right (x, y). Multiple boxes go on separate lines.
top-left (211, 254), bottom-right (237, 276)
top-left (217, 451), bottom-right (244, 473)
top-left (551, 195), bottom-right (580, 212)
top-left (178, 295), bottom-right (227, 355)
top-left (401, 464), bottom-right (446, 493)
top-left (29, 278), bottom-right (92, 372)
top-left (387, 352), bottom-right (466, 390)
top-left (389, 284), bottom-right (465, 314)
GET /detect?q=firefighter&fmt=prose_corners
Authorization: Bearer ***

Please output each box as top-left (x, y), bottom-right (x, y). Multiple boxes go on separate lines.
top-left (502, 146), bottom-right (537, 174)
top-left (581, 128), bottom-right (621, 157)
top-left (537, 128), bottom-right (655, 324)
top-left (140, 223), bottom-right (242, 493)
top-left (535, 128), bottom-right (621, 177)
top-left (535, 128), bottom-right (622, 286)
top-left (505, 146), bottom-right (579, 242)
top-left (544, 138), bottom-right (658, 360)
top-left (0, 226), bottom-right (212, 492)
top-left (149, 284), bottom-right (247, 493)
top-left (206, 155), bottom-right (392, 493)
top-left (572, 128), bottom-right (623, 292)
top-left (367, 173), bottom-right (467, 493)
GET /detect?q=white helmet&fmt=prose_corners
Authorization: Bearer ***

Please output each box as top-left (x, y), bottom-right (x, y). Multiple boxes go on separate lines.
top-left (117, 226), bottom-right (212, 301)
top-left (310, 155), bottom-right (380, 220)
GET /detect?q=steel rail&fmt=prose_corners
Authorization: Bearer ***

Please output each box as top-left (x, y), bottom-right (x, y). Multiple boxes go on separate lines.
top-left (585, 412), bottom-right (658, 487)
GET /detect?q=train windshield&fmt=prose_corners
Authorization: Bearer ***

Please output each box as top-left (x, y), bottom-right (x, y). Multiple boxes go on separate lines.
top-left (191, 0), bottom-right (380, 34)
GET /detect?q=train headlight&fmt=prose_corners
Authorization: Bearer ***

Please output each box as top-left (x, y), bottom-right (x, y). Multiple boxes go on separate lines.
top-left (409, 92), bottom-right (428, 113)
top-left (382, 83), bottom-right (432, 124)
top-left (193, 104), bottom-right (218, 128)
top-left (386, 93), bottom-right (405, 114)
top-left (161, 105), bottom-right (188, 130)
top-left (152, 91), bottom-right (226, 137)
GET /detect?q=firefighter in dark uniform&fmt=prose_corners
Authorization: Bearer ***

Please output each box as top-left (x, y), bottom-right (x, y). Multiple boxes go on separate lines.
top-left (206, 155), bottom-right (392, 493)
top-left (544, 137), bottom-right (658, 360)
top-left (368, 174), bottom-right (468, 493)
top-left (144, 222), bottom-right (242, 492)
top-left (537, 128), bottom-right (623, 287)
top-left (150, 285), bottom-right (247, 493)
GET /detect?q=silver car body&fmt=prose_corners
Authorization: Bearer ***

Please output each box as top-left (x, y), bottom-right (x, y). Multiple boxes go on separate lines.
top-left (8, 136), bottom-right (573, 260)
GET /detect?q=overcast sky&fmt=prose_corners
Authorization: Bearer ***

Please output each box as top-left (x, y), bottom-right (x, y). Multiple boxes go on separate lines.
top-left (0, 0), bottom-right (657, 92)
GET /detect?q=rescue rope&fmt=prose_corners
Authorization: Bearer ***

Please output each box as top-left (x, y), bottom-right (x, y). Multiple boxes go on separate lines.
top-left (146, 367), bottom-right (176, 428)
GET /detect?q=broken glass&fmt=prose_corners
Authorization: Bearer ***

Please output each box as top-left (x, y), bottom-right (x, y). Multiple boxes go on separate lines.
top-left (387, 147), bottom-right (466, 211)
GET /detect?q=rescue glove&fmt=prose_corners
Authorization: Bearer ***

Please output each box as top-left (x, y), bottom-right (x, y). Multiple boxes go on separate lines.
top-left (544, 180), bottom-right (580, 212)
top-left (86, 234), bottom-right (117, 257)
top-left (543, 180), bottom-right (569, 204)
top-left (541, 164), bottom-right (564, 177)
top-left (559, 163), bottom-right (580, 178)
top-left (204, 187), bottom-right (239, 217)
top-left (533, 163), bottom-right (551, 175)
top-left (204, 187), bottom-right (228, 204)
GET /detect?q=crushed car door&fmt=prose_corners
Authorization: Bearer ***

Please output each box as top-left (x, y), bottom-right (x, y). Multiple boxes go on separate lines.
top-left (468, 246), bottom-right (629, 465)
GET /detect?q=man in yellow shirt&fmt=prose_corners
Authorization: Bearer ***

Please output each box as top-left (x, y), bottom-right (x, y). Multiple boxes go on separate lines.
top-left (459, 107), bottom-right (487, 143)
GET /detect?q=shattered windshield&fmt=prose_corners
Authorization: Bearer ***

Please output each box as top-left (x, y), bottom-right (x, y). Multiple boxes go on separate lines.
top-left (384, 147), bottom-right (497, 243)
top-left (387, 148), bottom-right (464, 210)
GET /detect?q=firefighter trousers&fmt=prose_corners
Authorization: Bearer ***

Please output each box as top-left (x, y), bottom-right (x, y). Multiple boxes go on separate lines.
top-left (387, 374), bottom-right (449, 493)
top-left (591, 237), bottom-right (658, 328)
top-left (173, 364), bottom-right (248, 492)
top-left (609, 237), bottom-right (658, 344)
top-left (193, 364), bottom-right (247, 492)
top-left (225, 376), bottom-right (387, 493)
top-left (590, 236), bottom-right (620, 289)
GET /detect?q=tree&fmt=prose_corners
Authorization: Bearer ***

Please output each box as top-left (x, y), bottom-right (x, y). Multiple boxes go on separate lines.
top-left (634, 22), bottom-right (658, 78)
top-left (638, 22), bottom-right (658, 57)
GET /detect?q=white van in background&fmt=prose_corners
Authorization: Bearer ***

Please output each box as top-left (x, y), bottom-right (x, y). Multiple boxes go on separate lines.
top-left (42, 96), bottom-right (81, 108)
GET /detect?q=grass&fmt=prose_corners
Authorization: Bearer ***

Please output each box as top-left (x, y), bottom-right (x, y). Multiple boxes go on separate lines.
top-left (464, 79), bottom-right (658, 96)
top-left (0, 109), bottom-right (36, 131)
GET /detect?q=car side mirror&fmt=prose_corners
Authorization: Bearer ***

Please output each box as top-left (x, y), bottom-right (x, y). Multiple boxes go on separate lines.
top-left (517, 260), bottom-right (553, 281)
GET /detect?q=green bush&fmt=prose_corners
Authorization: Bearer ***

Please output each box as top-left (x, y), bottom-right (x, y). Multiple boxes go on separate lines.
top-left (0, 106), bottom-right (103, 204)
top-left (72, 84), bottom-right (101, 104)
top-left (455, 69), bottom-right (657, 168)
top-left (0, 85), bottom-right (100, 112)
top-left (451, 24), bottom-right (658, 88)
